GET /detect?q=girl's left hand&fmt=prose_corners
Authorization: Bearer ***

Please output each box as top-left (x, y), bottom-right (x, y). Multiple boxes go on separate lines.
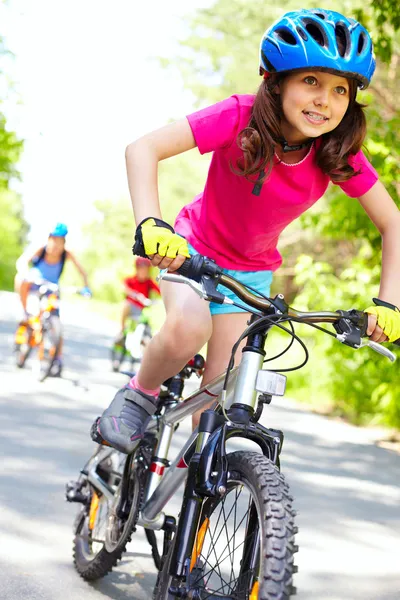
top-left (366, 314), bottom-right (388, 343)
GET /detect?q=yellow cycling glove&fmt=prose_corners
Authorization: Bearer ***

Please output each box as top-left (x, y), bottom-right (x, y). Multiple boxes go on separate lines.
top-left (364, 298), bottom-right (400, 343)
top-left (133, 217), bottom-right (190, 260)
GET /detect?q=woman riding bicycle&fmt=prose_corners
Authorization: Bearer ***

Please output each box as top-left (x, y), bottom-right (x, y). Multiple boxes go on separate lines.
top-left (93, 8), bottom-right (400, 455)
top-left (15, 222), bottom-right (91, 374)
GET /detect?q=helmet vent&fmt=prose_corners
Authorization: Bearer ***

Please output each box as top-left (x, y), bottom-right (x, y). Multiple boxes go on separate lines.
top-left (274, 28), bottom-right (297, 45)
top-left (335, 24), bottom-right (349, 57)
top-left (303, 20), bottom-right (328, 47)
top-left (296, 26), bottom-right (308, 41)
top-left (357, 32), bottom-right (366, 55)
top-left (314, 12), bottom-right (326, 20)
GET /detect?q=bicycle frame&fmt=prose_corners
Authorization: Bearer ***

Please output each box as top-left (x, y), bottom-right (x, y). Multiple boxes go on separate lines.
top-left (86, 317), bottom-right (284, 534)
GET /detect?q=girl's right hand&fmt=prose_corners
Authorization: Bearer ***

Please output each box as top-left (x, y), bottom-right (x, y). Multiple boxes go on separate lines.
top-left (133, 217), bottom-right (190, 272)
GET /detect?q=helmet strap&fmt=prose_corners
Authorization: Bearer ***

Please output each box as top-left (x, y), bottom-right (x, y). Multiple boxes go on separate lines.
top-left (277, 138), bottom-right (313, 153)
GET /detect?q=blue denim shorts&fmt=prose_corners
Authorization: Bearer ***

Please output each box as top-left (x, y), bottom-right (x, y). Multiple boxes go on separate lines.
top-left (187, 244), bottom-right (273, 315)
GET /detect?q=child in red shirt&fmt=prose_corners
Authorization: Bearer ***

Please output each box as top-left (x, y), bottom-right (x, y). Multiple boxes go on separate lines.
top-left (118, 257), bottom-right (160, 339)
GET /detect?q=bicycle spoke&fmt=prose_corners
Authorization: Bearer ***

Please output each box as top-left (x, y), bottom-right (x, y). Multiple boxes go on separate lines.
top-left (229, 487), bottom-right (239, 589)
top-left (203, 485), bottom-right (243, 570)
top-left (200, 574), bottom-right (241, 600)
top-left (201, 533), bottom-right (250, 586)
top-left (202, 494), bottom-right (241, 588)
top-left (200, 536), bottom-right (257, 600)
top-left (199, 493), bottom-right (259, 595)
top-left (201, 522), bottom-right (230, 590)
top-left (221, 499), bottom-right (233, 595)
top-left (200, 506), bottom-right (254, 592)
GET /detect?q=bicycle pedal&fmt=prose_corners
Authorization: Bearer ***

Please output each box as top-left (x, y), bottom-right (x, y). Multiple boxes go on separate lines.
top-left (168, 586), bottom-right (187, 599)
top-left (65, 481), bottom-right (87, 504)
top-left (90, 418), bottom-right (111, 447)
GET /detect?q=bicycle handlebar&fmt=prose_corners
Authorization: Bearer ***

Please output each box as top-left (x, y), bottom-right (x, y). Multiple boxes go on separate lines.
top-left (174, 254), bottom-right (356, 323)
top-left (159, 254), bottom-right (397, 362)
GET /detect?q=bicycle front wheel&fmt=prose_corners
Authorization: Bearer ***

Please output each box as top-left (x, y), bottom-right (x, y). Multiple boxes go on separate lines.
top-left (154, 451), bottom-right (297, 600)
top-left (35, 315), bottom-right (61, 382)
top-left (73, 451), bottom-right (140, 581)
top-left (111, 343), bottom-right (126, 372)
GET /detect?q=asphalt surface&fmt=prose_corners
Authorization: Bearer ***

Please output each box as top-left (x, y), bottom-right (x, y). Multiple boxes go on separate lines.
top-left (0, 291), bottom-right (399, 600)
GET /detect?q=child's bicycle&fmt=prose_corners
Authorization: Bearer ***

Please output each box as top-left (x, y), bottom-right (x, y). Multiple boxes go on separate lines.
top-left (66, 254), bottom-right (397, 600)
top-left (111, 301), bottom-right (153, 373)
top-left (14, 281), bottom-right (62, 382)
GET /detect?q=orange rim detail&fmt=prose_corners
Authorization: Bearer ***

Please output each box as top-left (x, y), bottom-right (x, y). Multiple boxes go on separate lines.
top-left (190, 517), bottom-right (209, 572)
top-left (250, 580), bottom-right (259, 600)
top-left (89, 492), bottom-right (99, 530)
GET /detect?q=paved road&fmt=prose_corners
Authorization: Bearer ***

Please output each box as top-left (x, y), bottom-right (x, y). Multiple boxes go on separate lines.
top-left (1, 291), bottom-right (399, 600)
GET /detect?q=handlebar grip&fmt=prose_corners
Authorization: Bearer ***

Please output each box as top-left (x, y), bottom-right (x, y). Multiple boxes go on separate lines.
top-left (175, 254), bottom-right (223, 282)
top-left (132, 239), bottom-right (147, 258)
top-left (176, 258), bottom-right (192, 278)
top-left (359, 312), bottom-right (369, 337)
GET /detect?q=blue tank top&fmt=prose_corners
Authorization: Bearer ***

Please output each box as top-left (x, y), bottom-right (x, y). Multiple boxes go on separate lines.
top-left (32, 247), bottom-right (66, 284)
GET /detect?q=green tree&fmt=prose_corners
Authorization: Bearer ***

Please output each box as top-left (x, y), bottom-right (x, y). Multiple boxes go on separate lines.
top-left (0, 31), bottom-right (25, 290)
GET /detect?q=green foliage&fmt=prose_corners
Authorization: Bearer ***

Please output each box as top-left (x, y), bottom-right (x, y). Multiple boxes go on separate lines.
top-left (354, 2), bottom-right (400, 62)
top-left (290, 254), bottom-right (400, 427)
top-left (0, 189), bottom-right (27, 289)
top-left (0, 30), bottom-right (26, 289)
top-left (0, 115), bottom-right (22, 186)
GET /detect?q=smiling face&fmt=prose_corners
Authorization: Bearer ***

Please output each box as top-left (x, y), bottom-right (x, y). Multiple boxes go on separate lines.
top-left (277, 70), bottom-right (351, 144)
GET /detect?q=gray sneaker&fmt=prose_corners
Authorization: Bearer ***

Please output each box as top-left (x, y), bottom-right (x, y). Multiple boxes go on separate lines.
top-left (91, 386), bottom-right (158, 454)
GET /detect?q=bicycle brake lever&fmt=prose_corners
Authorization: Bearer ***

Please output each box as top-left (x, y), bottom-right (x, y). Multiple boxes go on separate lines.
top-left (158, 272), bottom-right (233, 305)
top-left (157, 272), bottom-right (207, 299)
top-left (336, 333), bottom-right (396, 362)
top-left (358, 339), bottom-right (396, 363)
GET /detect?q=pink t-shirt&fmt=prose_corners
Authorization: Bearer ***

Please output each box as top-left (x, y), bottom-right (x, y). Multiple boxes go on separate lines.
top-left (174, 95), bottom-right (378, 272)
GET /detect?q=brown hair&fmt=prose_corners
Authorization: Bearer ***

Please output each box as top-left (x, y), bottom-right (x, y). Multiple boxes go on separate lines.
top-left (234, 74), bottom-right (367, 185)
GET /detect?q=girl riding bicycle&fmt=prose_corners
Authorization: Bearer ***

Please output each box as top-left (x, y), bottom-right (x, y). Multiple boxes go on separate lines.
top-left (93, 8), bottom-right (400, 454)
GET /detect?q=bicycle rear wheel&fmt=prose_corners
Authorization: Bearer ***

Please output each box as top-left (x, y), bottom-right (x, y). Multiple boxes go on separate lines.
top-left (154, 451), bottom-right (297, 600)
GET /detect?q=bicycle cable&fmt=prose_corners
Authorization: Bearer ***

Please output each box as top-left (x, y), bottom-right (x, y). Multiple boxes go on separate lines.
top-left (263, 320), bottom-right (296, 364)
top-left (218, 283), bottom-right (349, 420)
top-left (229, 286), bottom-right (286, 313)
top-left (220, 313), bottom-right (311, 416)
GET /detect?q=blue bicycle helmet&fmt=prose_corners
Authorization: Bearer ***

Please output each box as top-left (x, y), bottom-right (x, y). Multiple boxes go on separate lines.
top-left (49, 222), bottom-right (68, 237)
top-left (259, 9), bottom-right (375, 89)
